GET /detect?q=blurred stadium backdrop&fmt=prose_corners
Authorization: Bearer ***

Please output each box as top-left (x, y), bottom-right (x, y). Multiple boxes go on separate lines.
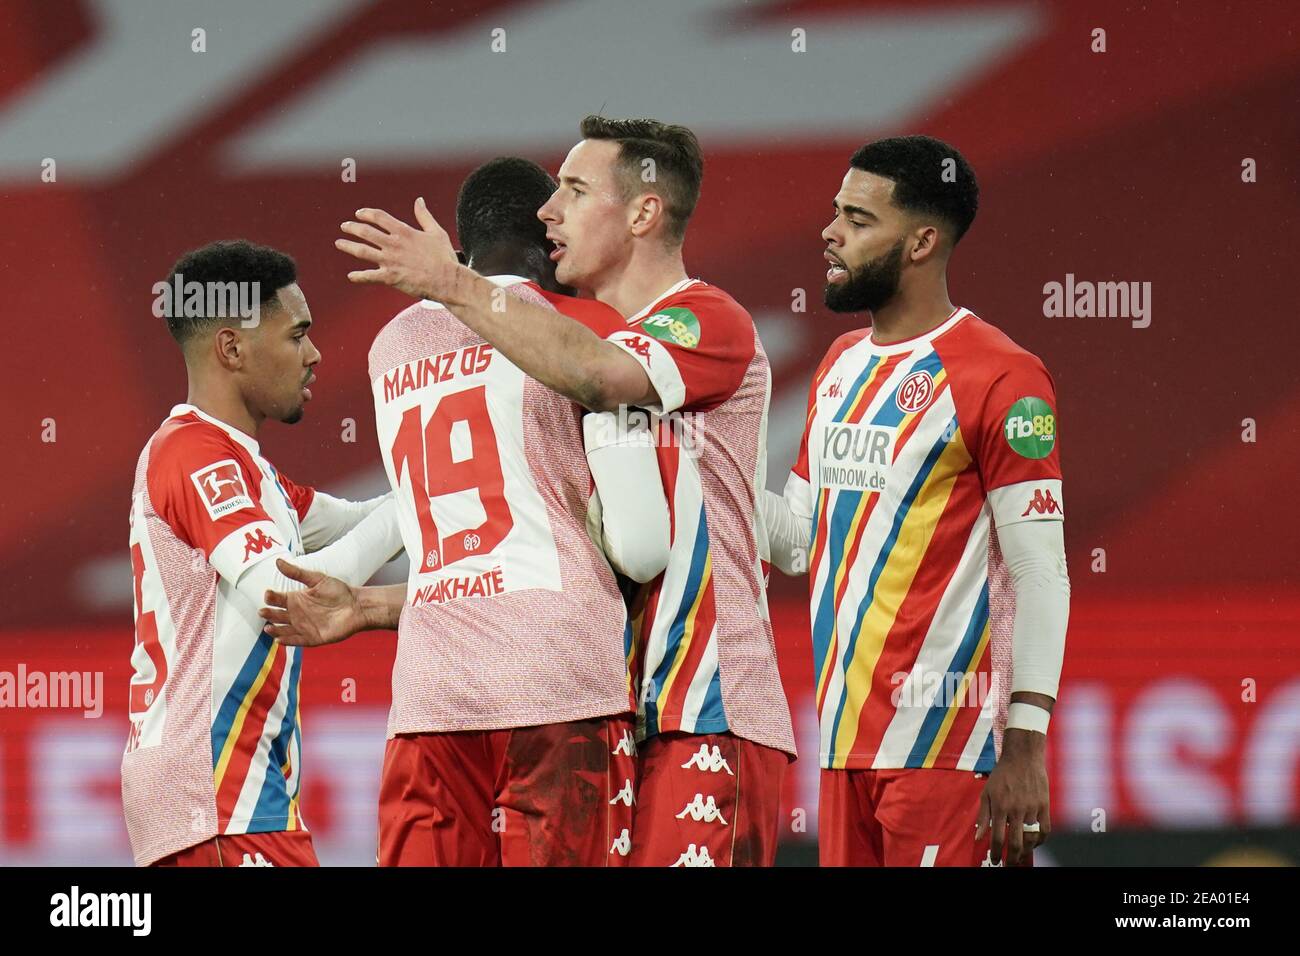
top-left (1, 0), bottom-right (1297, 865)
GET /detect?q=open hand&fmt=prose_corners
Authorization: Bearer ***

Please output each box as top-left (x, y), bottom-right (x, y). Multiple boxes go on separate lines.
top-left (259, 559), bottom-right (364, 647)
top-left (335, 198), bottom-right (459, 300)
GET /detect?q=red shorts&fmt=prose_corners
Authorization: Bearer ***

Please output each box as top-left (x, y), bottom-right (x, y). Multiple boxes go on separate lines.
top-left (379, 714), bottom-right (637, 866)
top-left (151, 830), bottom-right (319, 867)
top-left (630, 731), bottom-right (788, 867)
top-left (819, 767), bottom-right (1028, 867)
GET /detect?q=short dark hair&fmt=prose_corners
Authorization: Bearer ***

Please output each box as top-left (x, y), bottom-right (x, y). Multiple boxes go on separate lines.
top-left (579, 115), bottom-right (703, 243)
top-left (849, 135), bottom-right (979, 244)
top-left (455, 157), bottom-right (558, 263)
top-left (161, 239), bottom-right (296, 344)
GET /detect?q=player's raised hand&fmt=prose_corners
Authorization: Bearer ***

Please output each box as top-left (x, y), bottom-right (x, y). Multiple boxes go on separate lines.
top-left (259, 558), bottom-right (364, 647)
top-left (336, 197), bottom-right (458, 300)
top-left (976, 728), bottom-right (1051, 866)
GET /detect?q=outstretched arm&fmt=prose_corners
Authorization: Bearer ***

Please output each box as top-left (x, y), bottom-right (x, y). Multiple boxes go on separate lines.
top-left (336, 200), bottom-right (655, 412)
top-left (233, 497), bottom-right (402, 604)
top-left (260, 561), bottom-right (406, 647)
top-left (298, 490), bottom-right (392, 551)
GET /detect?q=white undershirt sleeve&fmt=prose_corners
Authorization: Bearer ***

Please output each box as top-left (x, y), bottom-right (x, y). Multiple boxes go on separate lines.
top-left (762, 472), bottom-right (814, 577)
top-left (235, 497), bottom-right (404, 605)
top-left (584, 411), bottom-right (671, 583)
top-left (299, 491), bottom-right (392, 551)
top-left (994, 517), bottom-right (1070, 700)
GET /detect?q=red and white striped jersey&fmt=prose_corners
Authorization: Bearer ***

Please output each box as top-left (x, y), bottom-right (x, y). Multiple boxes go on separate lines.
top-left (594, 278), bottom-right (795, 757)
top-left (123, 405), bottom-right (316, 865)
top-left (786, 308), bottom-right (1064, 771)
top-left (369, 276), bottom-right (634, 736)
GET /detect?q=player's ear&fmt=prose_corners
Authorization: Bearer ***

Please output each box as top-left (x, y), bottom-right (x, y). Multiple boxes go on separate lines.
top-left (628, 193), bottom-right (663, 239)
top-left (213, 325), bottom-right (244, 371)
top-left (909, 224), bottom-right (942, 264)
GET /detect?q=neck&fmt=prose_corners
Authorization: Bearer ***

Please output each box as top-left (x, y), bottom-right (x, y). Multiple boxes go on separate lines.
top-left (868, 272), bottom-right (955, 345)
top-left (469, 244), bottom-right (553, 289)
top-left (591, 243), bottom-right (689, 319)
top-left (185, 372), bottom-right (260, 438)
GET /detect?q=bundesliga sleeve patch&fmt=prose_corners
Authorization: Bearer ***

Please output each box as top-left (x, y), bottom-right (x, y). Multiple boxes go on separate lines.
top-left (1003, 397), bottom-right (1057, 459)
top-left (189, 459), bottom-right (255, 519)
top-left (640, 307), bottom-right (700, 349)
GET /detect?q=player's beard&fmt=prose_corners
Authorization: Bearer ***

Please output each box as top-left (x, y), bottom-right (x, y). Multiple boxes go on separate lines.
top-left (824, 239), bottom-right (905, 314)
top-left (274, 386), bottom-right (308, 425)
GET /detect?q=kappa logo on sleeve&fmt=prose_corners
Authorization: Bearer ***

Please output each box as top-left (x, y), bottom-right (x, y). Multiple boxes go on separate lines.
top-left (189, 459), bottom-right (255, 519)
top-left (1020, 487), bottom-right (1064, 517)
top-left (241, 528), bottom-right (280, 562)
top-left (640, 307), bottom-right (700, 348)
top-left (614, 332), bottom-right (653, 366)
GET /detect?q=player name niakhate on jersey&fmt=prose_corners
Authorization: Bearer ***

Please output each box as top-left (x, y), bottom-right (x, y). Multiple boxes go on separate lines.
top-left (151, 273), bottom-right (262, 328)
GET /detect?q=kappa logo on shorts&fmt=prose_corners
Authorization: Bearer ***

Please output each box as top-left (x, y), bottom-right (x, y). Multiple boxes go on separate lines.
top-left (675, 793), bottom-right (727, 825)
top-left (190, 459), bottom-right (254, 520)
top-left (609, 779), bottom-right (635, 807)
top-left (238, 852), bottom-right (273, 867)
top-left (609, 828), bottom-right (631, 857)
top-left (671, 844), bottom-right (716, 867)
top-left (612, 729), bottom-right (635, 757)
top-left (680, 743), bottom-right (733, 775)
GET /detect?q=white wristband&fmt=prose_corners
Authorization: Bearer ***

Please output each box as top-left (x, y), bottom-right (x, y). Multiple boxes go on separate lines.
top-left (1006, 701), bottom-right (1051, 735)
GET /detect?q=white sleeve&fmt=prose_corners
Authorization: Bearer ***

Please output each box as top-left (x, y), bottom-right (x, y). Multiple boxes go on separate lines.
top-left (299, 491), bottom-right (392, 551)
top-left (234, 498), bottom-right (404, 604)
top-left (995, 516), bottom-right (1070, 700)
top-left (762, 472), bottom-right (814, 577)
top-left (583, 411), bottom-right (670, 583)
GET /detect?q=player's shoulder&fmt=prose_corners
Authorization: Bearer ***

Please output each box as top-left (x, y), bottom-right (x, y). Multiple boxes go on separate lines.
top-left (145, 411), bottom-right (258, 502)
top-left (148, 411), bottom-right (246, 467)
top-left (368, 295), bottom-right (468, 382)
top-left (370, 301), bottom-right (427, 359)
top-left (644, 280), bottom-right (755, 357)
top-left (529, 284), bottom-right (626, 335)
top-left (936, 309), bottom-right (1052, 382)
top-left (504, 278), bottom-right (555, 309)
top-left (372, 298), bottom-right (450, 350)
top-left (824, 327), bottom-right (873, 366)
top-left (664, 280), bottom-right (753, 326)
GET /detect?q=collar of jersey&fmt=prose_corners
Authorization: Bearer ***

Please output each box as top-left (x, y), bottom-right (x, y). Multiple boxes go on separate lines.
top-left (419, 273), bottom-right (528, 310)
top-left (626, 277), bottom-right (702, 325)
top-left (865, 306), bottom-right (971, 355)
top-left (169, 403), bottom-right (261, 457)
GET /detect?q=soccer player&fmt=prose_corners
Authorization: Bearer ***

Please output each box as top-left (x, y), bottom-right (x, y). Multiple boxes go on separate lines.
top-left (761, 136), bottom-right (1069, 866)
top-left (332, 117), bottom-right (796, 867)
top-left (262, 158), bottom-right (668, 866)
top-left (124, 240), bottom-right (402, 867)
